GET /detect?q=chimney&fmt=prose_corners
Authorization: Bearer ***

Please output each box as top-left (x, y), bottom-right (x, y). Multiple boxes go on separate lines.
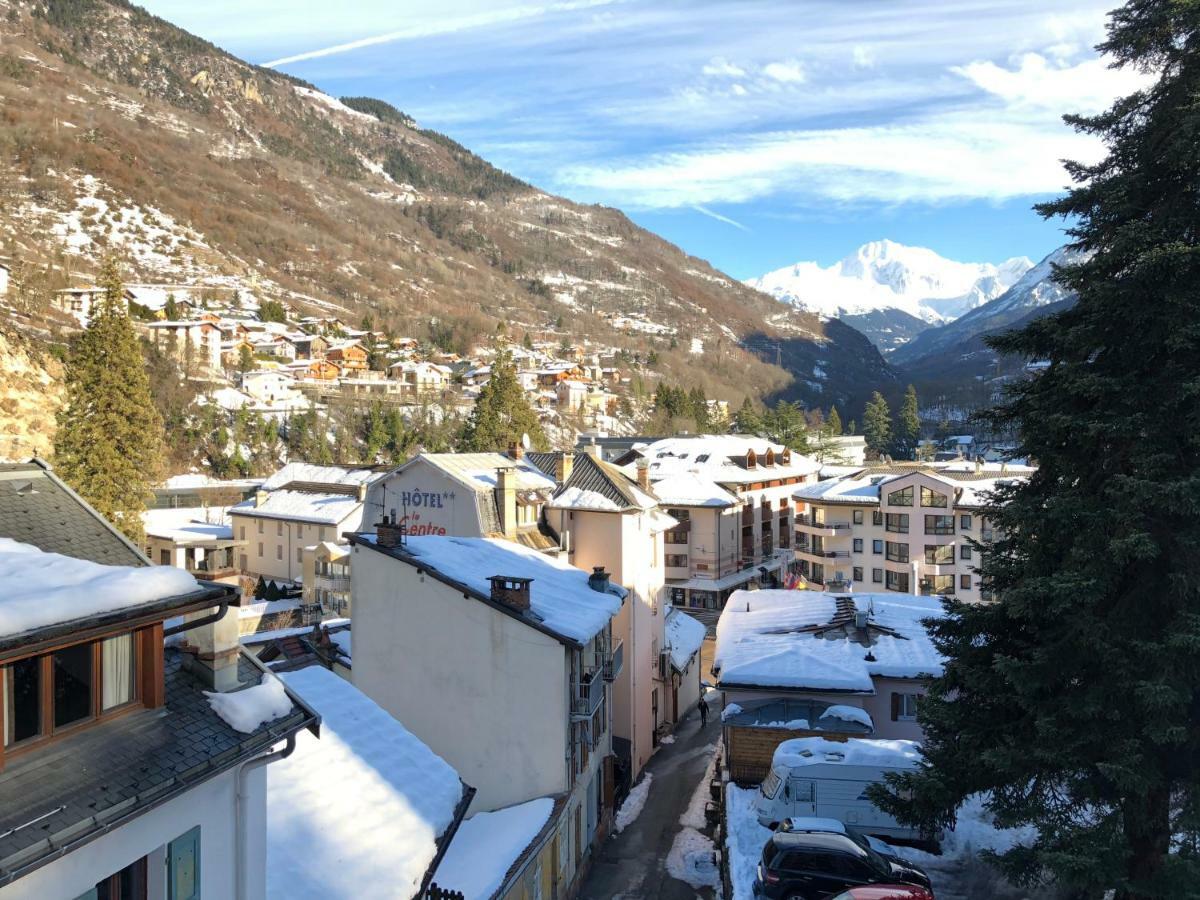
top-left (508, 441), bottom-right (525, 461)
top-left (376, 515), bottom-right (405, 548)
top-left (489, 575), bottom-right (532, 611)
top-left (555, 452), bottom-right (574, 485)
top-left (588, 566), bottom-right (612, 593)
top-left (636, 458), bottom-right (651, 491)
top-left (497, 466), bottom-right (517, 538)
top-left (585, 439), bottom-right (602, 460)
top-left (181, 606), bottom-right (241, 692)
top-left (254, 488), bottom-right (268, 507)
top-left (357, 481), bottom-right (368, 502)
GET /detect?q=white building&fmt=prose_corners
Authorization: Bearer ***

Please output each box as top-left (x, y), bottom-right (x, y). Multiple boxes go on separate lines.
top-left (144, 319), bottom-right (223, 373)
top-left (388, 361), bottom-right (452, 397)
top-left (143, 505), bottom-right (243, 583)
top-left (0, 460), bottom-right (317, 900)
top-left (239, 370), bottom-right (304, 406)
top-left (348, 531), bottom-right (624, 894)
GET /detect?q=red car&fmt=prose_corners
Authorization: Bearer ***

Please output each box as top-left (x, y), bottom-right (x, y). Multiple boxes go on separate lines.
top-left (829, 887), bottom-right (935, 900)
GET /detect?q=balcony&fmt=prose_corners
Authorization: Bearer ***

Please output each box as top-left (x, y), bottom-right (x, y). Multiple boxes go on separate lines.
top-left (602, 640), bottom-right (624, 683)
top-left (796, 516), bottom-right (853, 536)
top-left (572, 669), bottom-right (606, 719)
top-left (664, 529), bottom-right (690, 545)
top-left (314, 572), bottom-right (352, 590)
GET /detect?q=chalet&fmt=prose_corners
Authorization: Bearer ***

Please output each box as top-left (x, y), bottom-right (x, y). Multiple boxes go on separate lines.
top-left (239, 370), bottom-right (302, 406)
top-left (290, 358), bottom-right (341, 382)
top-left (52, 286), bottom-right (138, 325)
top-left (388, 361), bottom-right (452, 397)
top-left (325, 341), bottom-right (368, 373)
top-left (289, 334), bottom-right (329, 360)
top-left (0, 460), bottom-right (318, 898)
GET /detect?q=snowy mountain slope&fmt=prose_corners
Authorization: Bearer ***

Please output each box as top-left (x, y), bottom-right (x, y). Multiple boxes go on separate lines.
top-left (746, 240), bottom-right (1032, 325)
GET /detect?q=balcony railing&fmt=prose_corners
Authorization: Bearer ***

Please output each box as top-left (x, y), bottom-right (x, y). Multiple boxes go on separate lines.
top-left (573, 669), bottom-right (606, 719)
top-left (603, 640), bottom-right (624, 683)
top-left (314, 573), bottom-right (352, 590)
top-left (664, 529), bottom-right (690, 545)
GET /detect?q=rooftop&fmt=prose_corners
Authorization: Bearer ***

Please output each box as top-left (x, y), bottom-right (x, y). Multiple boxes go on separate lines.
top-left (261, 463), bottom-right (382, 492)
top-left (548, 452), bottom-right (658, 513)
top-left (794, 461), bottom-right (1034, 509)
top-left (352, 534), bottom-right (625, 646)
top-left (409, 453), bottom-right (557, 495)
top-left (713, 590), bottom-right (945, 693)
top-left (142, 507), bottom-right (234, 544)
top-left (231, 490), bottom-right (365, 526)
top-left (432, 797), bottom-right (557, 900)
top-left (664, 607), bottom-right (707, 672)
top-left (0, 650), bottom-right (317, 887)
top-left (268, 666), bottom-right (469, 900)
top-left (627, 435), bottom-right (820, 486)
top-left (772, 736), bottom-right (923, 770)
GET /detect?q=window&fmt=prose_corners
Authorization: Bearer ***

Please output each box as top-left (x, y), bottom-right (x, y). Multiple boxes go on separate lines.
top-left (925, 515), bottom-right (955, 535)
top-left (887, 486), bottom-right (913, 507)
top-left (75, 857), bottom-right (148, 900)
top-left (892, 692), bottom-right (920, 721)
top-left (959, 514), bottom-right (973, 530)
top-left (885, 513), bottom-right (909, 534)
top-left (852, 538), bottom-right (863, 553)
top-left (925, 544), bottom-right (953, 565)
top-left (665, 554), bottom-right (688, 568)
top-left (872, 568), bottom-right (883, 584)
top-left (4, 656), bottom-right (40, 746)
top-left (53, 644), bottom-right (93, 729)
top-left (297, 548), bottom-right (304, 564)
top-left (239, 526), bottom-right (246, 541)
top-left (960, 574), bottom-right (972, 590)
top-left (872, 510), bottom-right (883, 526)
top-left (276, 521), bottom-right (283, 537)
top-left (276, 545), bottom-right (283, 561)
top-left (960, 544), bottom-right (972, 560)
top-left (921, 574), bottom-right (955, 595)
top-left (872, 539), bottom-right (883, 555)
top-left (159, 549), bottom-right (171, 566)
top-left (257, 520), bottom-right (263, 535)
top-left (296, 524), bottom-right (303, 540)
top-left (101, 634), bottom-right (135, 711)
top-left (257, 542), bottom-right (264, 557)
top-left (885, 541), bottom-right (909, 563)
top-left (920, 486), bottom-right (948, 507)
top-left (852, 509), bottom-right (864, 525)
top-left (852, 566), bottom-right (863, 582)
top-left (885, 570), bottom-right (910, 592)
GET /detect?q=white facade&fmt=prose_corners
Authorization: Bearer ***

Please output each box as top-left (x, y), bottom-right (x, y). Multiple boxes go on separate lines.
top-left (0, 767), bottom-right (266, 900)
top-left (145, 321), bottom-right (222, 373)
top-left (239, 370), bottom-right (302, 406)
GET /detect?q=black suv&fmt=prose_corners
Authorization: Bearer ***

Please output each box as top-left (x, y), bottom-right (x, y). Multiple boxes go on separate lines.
top-left (752, 819), bottom-right (933, 900)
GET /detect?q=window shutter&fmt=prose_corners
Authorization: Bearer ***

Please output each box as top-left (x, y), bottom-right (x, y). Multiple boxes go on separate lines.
top-left (168, 827), bottom-right (201, 900)
top-left (890, 692), bottom-right (900, 722)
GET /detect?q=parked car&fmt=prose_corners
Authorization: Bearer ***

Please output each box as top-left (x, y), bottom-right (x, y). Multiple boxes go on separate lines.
top-left (753, 818), bottom-right (933, 900)
top-left (829, 887), bottom-right (935, 900)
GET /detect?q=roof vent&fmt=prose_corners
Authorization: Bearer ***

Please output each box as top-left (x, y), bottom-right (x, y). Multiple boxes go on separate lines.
top-left (12, 480), bottom-right (36, 495)
top-left (588, 566), bottom-right (611, 593)
top-left (854, 609), bottom-right (869, 630)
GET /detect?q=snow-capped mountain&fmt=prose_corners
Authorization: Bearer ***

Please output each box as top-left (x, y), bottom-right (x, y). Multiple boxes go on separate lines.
top-left (746, 240), bottom-right (1033, 325)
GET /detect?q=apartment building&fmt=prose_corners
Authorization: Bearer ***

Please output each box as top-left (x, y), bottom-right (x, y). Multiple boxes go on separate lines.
top-left (229, 463), bottom-right (384, 584)
top-left (0, 460), bottom-right (317, 899)
top-left (348, 530), bottom-right (625, 896)
top-left (793, 462), bottom-right (1033, 601)
top-left (144, 320), bottom-right (223, 373)
top-left (616, 435), bottom-right (821, 615)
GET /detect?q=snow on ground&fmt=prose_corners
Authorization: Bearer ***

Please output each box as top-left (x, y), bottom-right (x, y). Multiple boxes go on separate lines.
top-left (0, 538), bottom-right (198, 639)
top-left (726, 785), bottom-right (773, 900)
top-left (680, 744), bottom-right (721, 830)
top-left (666, 826), bottom-right (721, 892)
top-left (293, 86), bottom-right (378, 124)
top-left (615, 772), bottom-right (653, 833)
top-left (659, 734), bottom-right (676, 745)
top-left (433, 797), bottom-right (554, 899)
top-left (205, 674), bottom-right (293, 733)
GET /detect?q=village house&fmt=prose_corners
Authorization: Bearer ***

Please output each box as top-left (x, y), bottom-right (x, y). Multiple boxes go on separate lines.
top-left (229, 463), bottom-right (384, 585)
top-left (347, 530), bottom-right (625, 897)
top-left (301, 540), bottom-right (353, 617)
top-left (617, 435), bottom-right (821, 619)
top-left (143, 505), bottom-right (244, 583)
top-left (239, 369), bottom-right (303, 406)
top-left (325, 340), bottom-right (368, 374)
top-left (388, 360), bottom-right (453, 397)
top-left (289, 333), bottom-right (329, 360)
top-left (144, 319), bottom-right (223, 373)
top-left (0, 460), bottom-right (318, 899)
top-left (52, 285), bottom-right (138, 325)
top-left (793, 461), bottom-right (1033, 601)
top-left (545, 451), bottom-right (705, 780)
top-left (712, 588), bottom-right (944, 783)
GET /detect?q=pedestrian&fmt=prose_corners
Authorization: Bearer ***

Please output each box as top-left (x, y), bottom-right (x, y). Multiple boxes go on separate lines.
top-left (698, 697), bottom-right (709, 726)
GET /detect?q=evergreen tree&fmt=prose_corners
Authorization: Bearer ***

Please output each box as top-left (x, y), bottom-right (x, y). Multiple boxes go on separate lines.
top-left (893, 385), bottom-right (920, 459)
top-left (687, 386), bottom-right (710, 431)
top-left (164, 293), bottom-right (179, 320)
top-left (861, 392), bottom-right (891, 459)
top-left (53, 257), bottom-right (164, 542)
top-left (237, 343), bottom-right (254, 375)
top-left (827, 406), bottom-right (843, 436)
top-left (733, 397), bottom-right (762, 435)
top-left (875, 6), bottom-right (1200, 895)
top-left (846, 419), bottom-right (856, 435)
top-left (459, 349), bottom-right (547, 451)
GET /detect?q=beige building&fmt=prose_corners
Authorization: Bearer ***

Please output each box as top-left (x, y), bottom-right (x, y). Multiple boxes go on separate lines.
top-left (617, 435), bottom-right (821, 617)
top-left (229, 463), bottom-right (383, 585)
top-left (144, 320), bottom-right (222, 373)
top-left (388, 360), bottom-right (452, 397)
top-left (793, 461), bottom-right (1033, 601)
top-left (301, 540), bottom-right (352, 617)
top-left (142, 506), bottom-right (243, 583)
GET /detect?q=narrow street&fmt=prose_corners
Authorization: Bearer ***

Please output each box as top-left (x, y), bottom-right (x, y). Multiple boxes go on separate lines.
top-left (580, 706), bottom-right (721, 900)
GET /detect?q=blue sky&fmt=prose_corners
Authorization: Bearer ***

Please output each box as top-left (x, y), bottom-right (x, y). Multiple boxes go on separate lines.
top-left (140, 0), bottom-right (1146, 279)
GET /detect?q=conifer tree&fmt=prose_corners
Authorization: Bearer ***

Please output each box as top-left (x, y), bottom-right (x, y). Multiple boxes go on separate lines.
top-left (893, 385), bottom-right (920, 459)
top-left (861, 392), bottom-right (891, 459)
top-left (875, 5), bottom-right (1200, 895)
top-left (54, 257), bottom-right (164, 543)
top-left (733, 397), bottom-right (762, 435)
top-left (846, 419), bottom-right (856, 435)
top-left (827, 406), bottom-right (843, 436)
top-left (459, 349), bottom-right (547, 451)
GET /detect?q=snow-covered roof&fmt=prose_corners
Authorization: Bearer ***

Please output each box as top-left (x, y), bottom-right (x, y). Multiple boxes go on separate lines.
top-left (636, 434), bottom-right (820, 486)
top-left (161, 473), bottom-right (263, 490)
top-left (268, 667), bottom-right (466, 900)
top-left (142, 507), bottom-right (233, 543)
top-left (665, 607), bottom-right (707, 671)
top-left (262, 463), bottom-right (381, 491)
top-left (772, 737), bottom-right (923, 770)
top-left (795, 462), bottom-right (1034, 509)
top-left (0, 538), bottom-right (200, 641)
top-left (414, 453), bottom-right (556, 494)
top-left (232, 491), bottom-right (365, 526)
top-left (650, 473), bottom-right (738, 508)
top-left (378, 535), bottom-right (625, 645)
top-left (432, 797), bottom-right (554, 900)
top-left (713, 590), bottom-right (945, 692)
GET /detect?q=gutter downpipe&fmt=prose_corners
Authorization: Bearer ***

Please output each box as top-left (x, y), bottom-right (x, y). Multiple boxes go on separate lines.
top-left (236, 733), bottom-right (296, 899)
top-left (162, 601), bottom-right (229, 637)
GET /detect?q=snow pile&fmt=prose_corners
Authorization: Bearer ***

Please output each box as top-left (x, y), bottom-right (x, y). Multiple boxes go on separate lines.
top-left (233, 490), bottom-right (365, 526)
top-left (206, 674), bottom-right (293, 733)
top-left (714, 590), bottom-right (944, 691)
top-left (397, 536), bottom-right (625, 644)
top-left (328, 629), bottom-right (351, 660)
top-left (142, 506), bottom-right (233, 542)
top-left (615, 773), bottom-right (653, 833)
top-left (649, 473), bottom-right (737, 507)
top-left (725, 784), bottom-right (782, 900)
top-left (551, 486), bottom-right (622, 511)
top-left (262, 463), bottom-right (380, 491)
top-left (269, 667), bottom-right (465, 900)
top-left (433, 798), bottom-right (554, 899)
top-left (772, 737), bottom-right (923, 770)
top-left (665, 827), bottom-right (720, 890)
top-left (721, 703), bottom-right (743, 722)
top-left (665, 607), bottom-right (708, 672)
top-left (0, 538), bottom-right (199, 639)
top-left (819, 705), bottom-right (874, 730)
top-left (679, 743), bottom-right (721, 830)
top-left (635, 435), bottom-right (820, 485)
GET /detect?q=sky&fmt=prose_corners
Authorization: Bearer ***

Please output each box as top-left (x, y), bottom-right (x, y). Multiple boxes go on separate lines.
top-left (139, 0), bottom-right (1149, 280)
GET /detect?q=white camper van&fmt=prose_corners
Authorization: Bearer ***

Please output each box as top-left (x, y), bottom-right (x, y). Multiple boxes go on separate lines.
top-left (754, 737), bottom-right (924, 840)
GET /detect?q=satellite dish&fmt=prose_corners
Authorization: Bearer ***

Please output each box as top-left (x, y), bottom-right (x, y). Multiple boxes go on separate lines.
top-left (521, 432), bottom-right (531, 450)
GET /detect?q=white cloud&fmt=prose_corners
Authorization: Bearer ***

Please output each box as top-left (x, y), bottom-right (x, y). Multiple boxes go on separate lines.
top-left (851, 45), bottom-right (875, 70)
top-left (954, 52), bottom-right (1154, 114)
top-left (702, 56), bottom-right (746, 78)
top-left (762, 59), bottom-right (806, 84)
top-left (731, 83), bottom-right (748, 97)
